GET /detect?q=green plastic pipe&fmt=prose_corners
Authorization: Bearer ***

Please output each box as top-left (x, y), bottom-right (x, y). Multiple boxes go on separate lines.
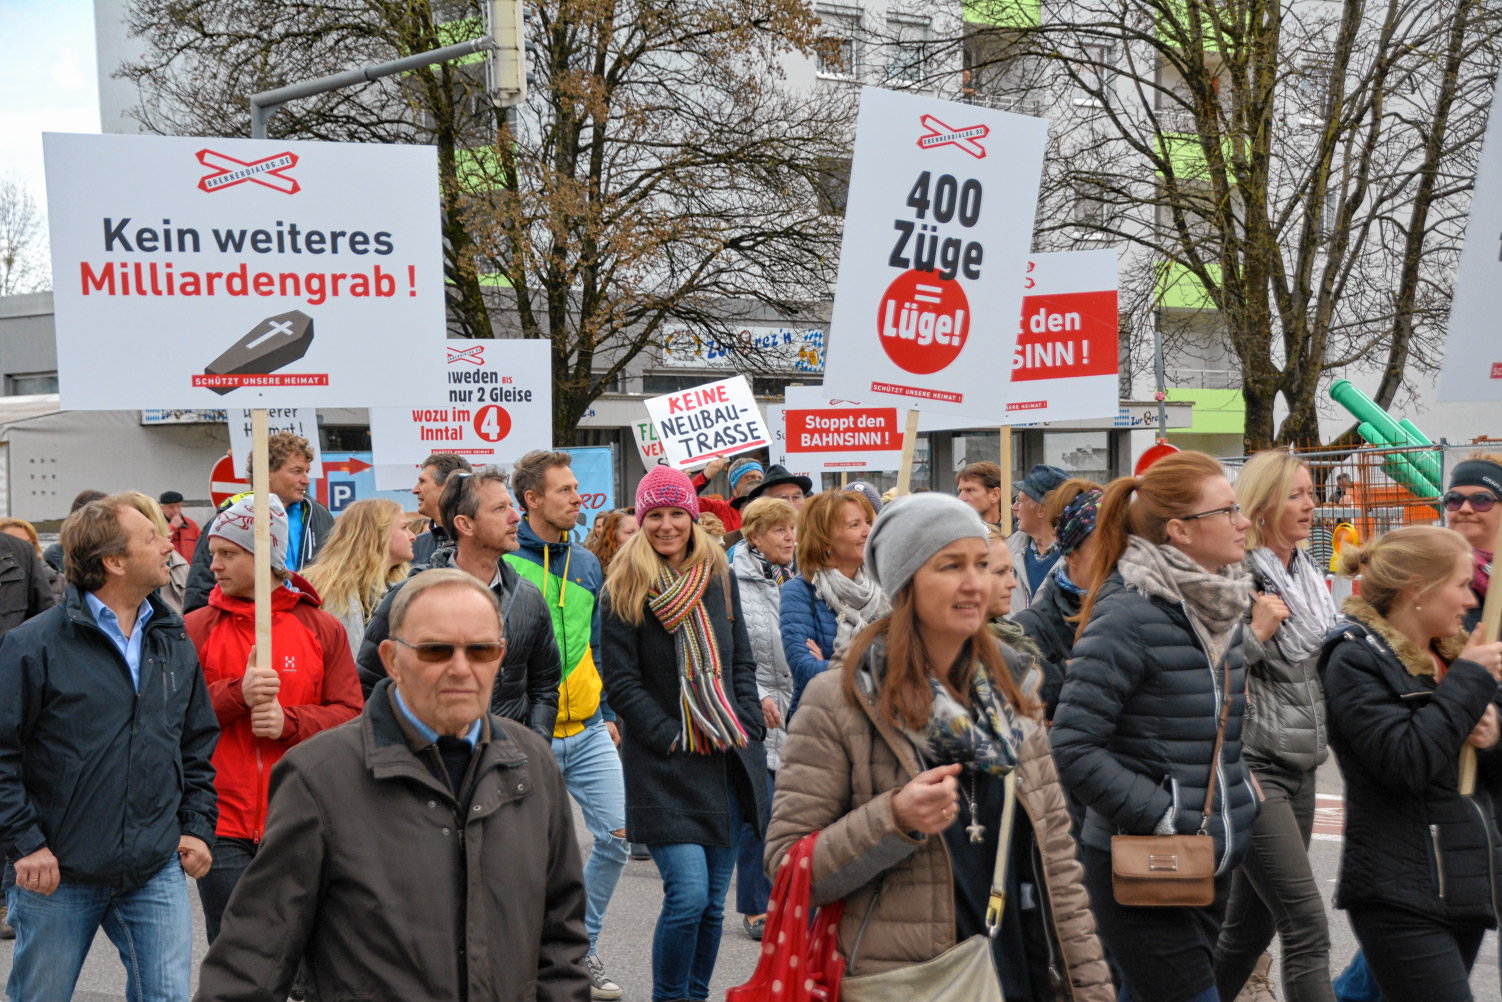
top-left (1334, 381), bottom-right (1441, 496)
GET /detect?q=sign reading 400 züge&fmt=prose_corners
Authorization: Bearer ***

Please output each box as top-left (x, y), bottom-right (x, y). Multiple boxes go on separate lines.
top-left (820, 88), bottom-right (1047, 421)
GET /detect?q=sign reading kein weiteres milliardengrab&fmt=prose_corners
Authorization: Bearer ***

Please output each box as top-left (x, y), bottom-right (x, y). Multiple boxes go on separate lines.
top-left (43, 132), bottom-right (445, 409)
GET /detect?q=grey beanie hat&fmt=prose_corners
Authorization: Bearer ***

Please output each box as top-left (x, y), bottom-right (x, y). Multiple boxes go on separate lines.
top-left (866, 492), bottom-right (988, 598)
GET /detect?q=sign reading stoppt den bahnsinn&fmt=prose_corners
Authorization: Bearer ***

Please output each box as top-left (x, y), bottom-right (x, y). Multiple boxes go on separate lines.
top-left (644, 375), bottom-right (770, 471)
top-left (819, 88), bottom-right (1047, 421)
top-left (369, 339), bottom-right (552, 489)
top-left (42, 132), bottom-right (445, 408)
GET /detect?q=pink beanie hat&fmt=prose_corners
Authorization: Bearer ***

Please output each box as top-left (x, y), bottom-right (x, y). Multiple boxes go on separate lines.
top-left (635, 465), bottom-right (700, 521)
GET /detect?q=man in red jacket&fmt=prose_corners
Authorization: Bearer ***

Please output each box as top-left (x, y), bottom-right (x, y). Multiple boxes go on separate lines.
top-left (185, 494), bottom-right (363, 944)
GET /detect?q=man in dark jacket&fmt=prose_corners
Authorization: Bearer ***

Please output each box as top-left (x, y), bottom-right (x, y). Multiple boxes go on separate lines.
top-left (196, 570), bottom-right (590, 1002)
top-left (0, 531), bottom-right (53, 637)
top-left (184, 431), bottom-right (334, 612)
top-left (359, 467), bottom-right (561, 739)
top-left (0, 496), bottom-right (219, 1000)
top-left (411, 452), bottom-right (472, 566)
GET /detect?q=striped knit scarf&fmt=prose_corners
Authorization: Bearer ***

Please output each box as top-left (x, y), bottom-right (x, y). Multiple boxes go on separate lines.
top-left (648, 561), bottom-right (749, 754)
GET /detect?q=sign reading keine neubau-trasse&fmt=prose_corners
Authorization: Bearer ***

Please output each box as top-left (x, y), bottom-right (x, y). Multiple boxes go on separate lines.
top-left (43, 132), bottom-right (445, 409)
top-left (819, 89), bottom-right (1047, 421)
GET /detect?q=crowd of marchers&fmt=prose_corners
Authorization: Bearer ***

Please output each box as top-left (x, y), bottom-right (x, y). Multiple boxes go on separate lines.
top-left (1, 435), bottom-right (1501, 1002)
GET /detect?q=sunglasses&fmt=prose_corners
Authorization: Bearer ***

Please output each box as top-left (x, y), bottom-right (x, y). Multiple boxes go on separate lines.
top-left (1443, 491), bottom-right (1499, 513)
top-left (391, 637), bottom-right (506, 663)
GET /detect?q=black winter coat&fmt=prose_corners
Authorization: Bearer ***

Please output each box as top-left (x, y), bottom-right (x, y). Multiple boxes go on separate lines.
top-left (0, 585), bottom-right (220, 889)
top-left (357, 552), bottom-right (562, 740)
top-left (1320, 603), bottom-right (1502, 927)
top-left (0, 532), bottom-right (54, 638)
top-left (183, 495), bottom-right (335, 613)
top-left (600, 571), bottom-right (770, 847)
top-left (1012, 574), bottom-right (1080, 718)
top-left (1050, 572), bottom-right (1257, 873)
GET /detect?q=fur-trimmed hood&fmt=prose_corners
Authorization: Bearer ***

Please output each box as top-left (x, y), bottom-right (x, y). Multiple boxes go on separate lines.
top-left (1340, 596), bottom-right (1469, 677)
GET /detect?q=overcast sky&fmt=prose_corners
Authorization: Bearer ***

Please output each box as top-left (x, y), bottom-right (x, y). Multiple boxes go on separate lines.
top-left (0, 0), bottom-right (101, 219)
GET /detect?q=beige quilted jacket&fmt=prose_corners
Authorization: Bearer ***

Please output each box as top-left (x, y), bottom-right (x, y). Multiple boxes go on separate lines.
top-left (766, 651), bottom-right (1113, 1000)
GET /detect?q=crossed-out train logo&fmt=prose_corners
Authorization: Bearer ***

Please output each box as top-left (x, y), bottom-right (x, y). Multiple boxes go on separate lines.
top-left (196, 149), bottom-right (301, 194)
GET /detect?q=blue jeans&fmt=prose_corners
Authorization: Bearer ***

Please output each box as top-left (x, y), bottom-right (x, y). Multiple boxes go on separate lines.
top-left (735, 769), bottom-right (774, 916)
top-left (647, 794), bottom-right (742, 1002)
top-left (196, 835), bottom-right (258, 944)
top-left (553, 717), bottom-right (630, 956)
top-left (6, 859), bottom-right (192, 1002)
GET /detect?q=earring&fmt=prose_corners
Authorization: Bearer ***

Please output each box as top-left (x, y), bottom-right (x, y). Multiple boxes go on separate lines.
top-left (1415, 606), bottom-right (1422, 613)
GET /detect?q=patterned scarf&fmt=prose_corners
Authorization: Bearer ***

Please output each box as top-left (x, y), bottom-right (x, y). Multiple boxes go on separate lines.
top-left (1475, 549), bottom-right (1492, 602)
top-left (648, 561), bottom-right (749, 754)
top-left (1118, 536), bottom-right (1252, 670)
top-left (813, 567), bottom-right (889, 657)
top-left (1053, 559), bottom-right (1088, 597)
top-left (748, 543), bottom-right (794, 586)
top-left (1249, 546), bottom-right (1339, 662)
top-left (1057, 488), bottom-right (1102, 556)
top-left (909, 654), bottom-right (1025, 778)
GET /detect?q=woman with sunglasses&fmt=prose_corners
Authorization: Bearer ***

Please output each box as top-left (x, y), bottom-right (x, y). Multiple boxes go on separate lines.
top-left (599, 466), bottom-right (768, 1002)
top-left (1443, 453), bottom-right (1502, 632)
top-left (1212, 450), bottom-right (1338, 1002)
top-left (1052, 451), bottom-right (1259, 1002)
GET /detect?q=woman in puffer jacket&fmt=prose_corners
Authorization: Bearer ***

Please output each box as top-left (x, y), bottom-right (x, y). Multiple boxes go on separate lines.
top-left (728, 496), bottom-right (799, 941)
top-left (1051, 451), bottom-right (1259, 1002)
top-left (1212, 450), bottom-right (1339, 1002)
top-left (1319, 526), bottom-right (1502, 1002)
top-left (767, 493), bottom-right (1113, 1002)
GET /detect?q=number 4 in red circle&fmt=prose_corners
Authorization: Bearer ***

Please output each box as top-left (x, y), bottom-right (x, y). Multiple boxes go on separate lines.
top-left (473, 405), bottom-right (511, 442)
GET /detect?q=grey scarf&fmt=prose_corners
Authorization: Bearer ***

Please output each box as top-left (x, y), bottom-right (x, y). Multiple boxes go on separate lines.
top-left (1249, 547), bottom-right (1338, 662)
top-left (813, 567), bottom-right (889, 659)
top-left (1118, 536), bottom-right (1252, 669)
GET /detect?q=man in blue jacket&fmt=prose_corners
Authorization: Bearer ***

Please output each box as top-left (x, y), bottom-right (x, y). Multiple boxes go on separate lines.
top-left (0, 495), bottom-right (220, 1001)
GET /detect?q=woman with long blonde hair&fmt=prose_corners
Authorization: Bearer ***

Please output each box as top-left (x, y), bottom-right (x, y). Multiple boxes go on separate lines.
top-left (599, 465), bottom-right (768, 1002)
top-left (302, 498), bottom-right (415, 658)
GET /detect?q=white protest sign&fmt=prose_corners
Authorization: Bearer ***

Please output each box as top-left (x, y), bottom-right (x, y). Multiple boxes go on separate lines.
top-left (820, 89), bottom-right (1046, 420)
top-left (630, 416), bottom-right (667, 468)
top-left (1440, 66), bottom-right (1502, 401)
top-left (43, 132), bottom-right (445, 408)
top-left (369, 339), bottom-right (552, 489)
top-left (780, 402), bottom-right (905, 472)
top-left (644, 375), bottom-right (770, 471)
top-left (228, 408), bottom-right (322, 479)
top-left (764, 405), bottom-right (817, 483)
top-left (1008, 251), bottom-right (1120, 422)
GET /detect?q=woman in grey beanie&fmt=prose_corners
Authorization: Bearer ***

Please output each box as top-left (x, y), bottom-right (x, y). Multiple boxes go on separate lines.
top-left (766, 491), bottom-right (1112, 1000)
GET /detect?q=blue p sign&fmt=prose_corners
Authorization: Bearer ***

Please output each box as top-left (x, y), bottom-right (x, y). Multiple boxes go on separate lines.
top-left (328, 480), bottom-right (357, 513)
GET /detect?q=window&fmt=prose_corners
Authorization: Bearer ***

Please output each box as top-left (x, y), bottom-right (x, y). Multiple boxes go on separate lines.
top-left (1298, 57), bottom-right (1333, 122)
top-left (6, 372), bottom-right (58, 396)
top-left (816, 8), bottom-right (861, 78)
top-left (642, 373), bottom-right (715, 395)
top-left (1075, 44), bottom-right (1117, 106)
top-left (814, 156), bottom-right (852, 215)
top-left (884, 17), bottom-right (929, 86)
top-left (1075, 179), bottom-right (1110, 231)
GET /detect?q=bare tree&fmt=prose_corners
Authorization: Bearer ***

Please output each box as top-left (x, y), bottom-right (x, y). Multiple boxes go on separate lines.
top-left (0, 176), bottom-right (50, 296)
top-left (957, 0), bottom-right (1502, 449)
top-left (121, 0), bottom-right (848, 439)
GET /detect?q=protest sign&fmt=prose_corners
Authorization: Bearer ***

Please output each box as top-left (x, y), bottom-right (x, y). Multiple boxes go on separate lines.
top-left (819, 89), bottom-right (1046, 421)
top-left (568, 445), bottom-right (617, 534)
top-left (369, 339), bottom-right (551, 489)
top-left (763, 405), bottom-right (817, 484)
top-left (43, 132), bottom-right (445, 409)
top-left (1440, 66), bottom-right (1502, 402)
top-left (1009, 251), bottom-right (1120, 422)
top-left (228, 408), bottom-right (322, 479)
top-left (644, 375), bottom-right (770, 471)
top-left (631, 417), bottom-right (667, 468)
top-left (782, 406), bottom-right (904, 472)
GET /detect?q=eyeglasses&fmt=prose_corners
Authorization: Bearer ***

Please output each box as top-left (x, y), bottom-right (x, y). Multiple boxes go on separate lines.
top-left (1181, 503), bottom-right (1242, 525)
top-left (391, 637), bottom-right (506, 663)
top-left (1443, 491), bottom-right (1499, 513)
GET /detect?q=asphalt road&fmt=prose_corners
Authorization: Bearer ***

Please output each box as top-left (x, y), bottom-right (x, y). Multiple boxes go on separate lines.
top-left (3, 760), bottom-right (1499, 1002)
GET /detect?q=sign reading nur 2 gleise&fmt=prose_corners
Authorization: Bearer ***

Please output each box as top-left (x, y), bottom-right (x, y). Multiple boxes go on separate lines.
top-left (43, 133), bottom-right (446, 409)
top-left (820, 89), bottom-right (1047, 421)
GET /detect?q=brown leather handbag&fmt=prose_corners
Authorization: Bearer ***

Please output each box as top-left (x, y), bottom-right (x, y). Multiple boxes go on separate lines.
top-left (1110, 653), bottom-right (1232, 908)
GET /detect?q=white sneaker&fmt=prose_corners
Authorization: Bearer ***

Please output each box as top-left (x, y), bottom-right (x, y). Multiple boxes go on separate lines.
top-left (585, 954), bottom-right (622, 1001)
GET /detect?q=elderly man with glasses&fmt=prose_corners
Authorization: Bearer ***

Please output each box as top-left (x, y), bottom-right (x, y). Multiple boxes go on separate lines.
top-left (196, 569), bottom-right (590, 1002)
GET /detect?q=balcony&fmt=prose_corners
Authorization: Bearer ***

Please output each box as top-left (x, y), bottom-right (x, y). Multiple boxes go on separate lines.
top-left (1155, 260), bottom-right (1221, 310)
top-left (1155, 130), bottom-right (1238, 184)
top-left (963, 0), bottom-right (1041, 31)
top-left (965, 92), bottom-right (1048, 117)
top-left (1155, 0), bottom-right (1224, 54)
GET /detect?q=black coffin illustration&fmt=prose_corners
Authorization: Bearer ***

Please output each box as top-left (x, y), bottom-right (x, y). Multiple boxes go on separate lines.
top-left (203, 311), bottom-right (315, 395)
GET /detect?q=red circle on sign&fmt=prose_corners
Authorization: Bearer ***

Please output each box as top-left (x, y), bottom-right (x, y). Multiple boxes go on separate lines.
top-left (210, 453), bottom-right (250, 507)
top-left (473, 405), bottom-right (512, 443)
top-left (875, 270), bottom-right (971, 375)
top-left (1135, 441), bottom-right (1181, 475)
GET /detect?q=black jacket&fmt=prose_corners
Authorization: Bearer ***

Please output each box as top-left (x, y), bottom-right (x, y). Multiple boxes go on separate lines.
top-left (357, 552), bottom-right (562, 740)
top-left (411, 524), bottom-right (454, 568)
top-left (0, 584), bottom-right (220, 889)
top-left (0, 532), bottom-right (54, 638)
top-left (183, 494), bottom-right (335, 613)
top-left (1320, 603), bottom-right (1502, 926)
top-left (1050, 572), bottom-right (1257, 873)
top-left (600, 572), bottom-right (770, 847)
top-left (1011, 574), bottom-right (1080, 718)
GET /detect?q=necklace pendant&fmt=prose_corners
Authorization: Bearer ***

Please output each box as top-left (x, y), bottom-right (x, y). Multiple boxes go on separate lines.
top-left (967, 821), bottom-right (986, 844)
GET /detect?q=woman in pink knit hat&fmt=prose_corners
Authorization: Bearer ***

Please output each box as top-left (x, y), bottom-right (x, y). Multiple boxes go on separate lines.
top-left (600, 465), bottom-right (769, 1002)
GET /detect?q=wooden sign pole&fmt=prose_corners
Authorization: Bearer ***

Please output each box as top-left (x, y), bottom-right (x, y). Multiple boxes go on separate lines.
top-left (999, 426), bottom-right (1014, 535)
top-left (251, 408), bottom-right (273, 682)
top-left (895, 409), bottom-right (921, 496)
top-left (1459, 514), bottom-right (1502, 795)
